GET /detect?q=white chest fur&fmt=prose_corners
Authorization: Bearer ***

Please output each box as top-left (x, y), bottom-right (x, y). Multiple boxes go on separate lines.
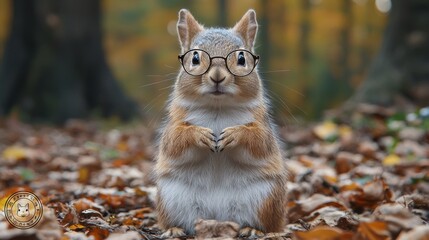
top-left (184, 107), bottom-right (254, 135)
top-left (158, 106), bottom-right (273, 233)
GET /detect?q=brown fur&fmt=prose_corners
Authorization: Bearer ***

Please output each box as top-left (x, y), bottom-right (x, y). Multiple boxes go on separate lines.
top-left (156, 194), bottom-right (170, 229)
top-left (159, 105), bottom-right (216, 159)
top-left (258, 176), bottom-right (288, 232)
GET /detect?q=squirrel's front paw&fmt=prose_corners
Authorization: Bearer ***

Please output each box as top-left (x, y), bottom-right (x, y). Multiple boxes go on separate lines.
top-left (161, 227), bottom-right (186, 238)
top-left (217, 126), bottom-right (241, 152)
top-left (194, 127), bottom-right (217, 152)
top-left (239, 227), bottom-right (265, 239)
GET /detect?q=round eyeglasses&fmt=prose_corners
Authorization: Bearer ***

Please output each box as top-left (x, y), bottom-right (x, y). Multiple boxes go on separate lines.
top-left (178, 49), bottom-right (260, 77)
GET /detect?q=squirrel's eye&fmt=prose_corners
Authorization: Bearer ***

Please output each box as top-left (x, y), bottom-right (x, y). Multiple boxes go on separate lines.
top-left (237, 52), bottom-right (246, 66)
top-left (192, 51), bottom-right (200, 65)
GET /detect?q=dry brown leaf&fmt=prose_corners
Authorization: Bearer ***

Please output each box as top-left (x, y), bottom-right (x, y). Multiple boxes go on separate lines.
top-left (397, 225), bottom-right (429, 240)
top-left (64, 231), bottom-right (90, 240)
top-left (106, 231), bottom-right (142, 240)
top-left (288, 194), bottom-right (348, 223)
top-left (373, 203), bottom-right (424, 235)
top-left (61, 205), bottom-right (79, 226)
top-left (98, 193), bottom-right (126, 210)
top-left (80, 209), bottom-right (104, 219)
top-left (0, 206), bottom-right (62, 240)
top-left (355, 221), bottom-right (391, 240)
top-left (305, 206), bottom-right (359, 230)
top-left (87, 227), bottom-right (110, 240)
top-left (396, 194), bottom-right (429, 221)
top-left (349, 179), bottom-right (394, 211)
top-left (358, 141), bottom-right (379, 159)
top-left (122, 217), bottom-right (142, 227)
top-left (81, 217), bottom-right (113, 230)
top-left (294, 226), bottom-right (353, 240)
top-left (336, 151), bottom-right (362, 174)
top-left (129, 207), bottom-right (152, 219)
top-left (72, 198), bottom-right (106, 215)
top-left (0, 186), bottom-right (33, 211)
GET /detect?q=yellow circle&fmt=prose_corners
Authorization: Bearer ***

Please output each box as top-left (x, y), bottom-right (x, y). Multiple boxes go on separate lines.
top-left (4, 191), bottom-right (43, 229)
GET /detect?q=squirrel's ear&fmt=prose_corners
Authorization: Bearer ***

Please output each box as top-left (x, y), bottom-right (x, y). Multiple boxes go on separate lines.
top-left (177, 9), bottom-right (204, 52)
top-left (233, 9), bottom-right (258, 49)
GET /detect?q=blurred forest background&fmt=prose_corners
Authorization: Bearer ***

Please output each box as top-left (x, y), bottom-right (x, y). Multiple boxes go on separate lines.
top-left (0, 0), bottom-right (403, 125)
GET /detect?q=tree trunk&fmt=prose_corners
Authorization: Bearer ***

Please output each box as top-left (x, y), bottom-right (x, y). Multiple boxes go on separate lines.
top-left (218, 0), bottom-right (227, 27)
top-left (299, 0), bottom-right (310, 65)
top-left (347, 0), bottom-right (429, 109)
top-left (0, 0), bottom-right (138, 124)
top-left (338, 0), bottom-right (352, 96)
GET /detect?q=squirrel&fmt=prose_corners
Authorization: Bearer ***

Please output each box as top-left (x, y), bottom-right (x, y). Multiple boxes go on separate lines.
top-left (155, 9), bottom-right (287, 238)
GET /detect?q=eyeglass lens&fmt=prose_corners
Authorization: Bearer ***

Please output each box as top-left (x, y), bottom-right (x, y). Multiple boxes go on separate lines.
top-left (181, 50), bottom-right (256, 76)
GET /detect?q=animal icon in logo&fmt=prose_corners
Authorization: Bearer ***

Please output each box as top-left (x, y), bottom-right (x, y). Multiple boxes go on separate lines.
top-left (17, 203), bottom-right (30, 217)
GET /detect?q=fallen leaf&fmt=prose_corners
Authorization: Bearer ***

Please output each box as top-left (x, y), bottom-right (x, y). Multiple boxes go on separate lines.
top-left (397, 225), bottom-right (429, 240)
top-left (0, 186), bottom-right (33, 211)
top-left (72, 198), bottom-right (107, 216)
top-left (313, 121), bottom-right (338, 141)
top-left (349, 179), bottom-right (394, 211)
top-left (69, 223), bottom-right (86, 231)
top-left (383, 154), bottom-right (401, 166)
top-left (87, 227), bottom-right (110, 240)
top-left (288, 194), bottom-right (348, 223)
top-left (81, 217), bottom-right (113, 230)
top-left (122, 217), bottom-right (142, 227)
top-left (336, 151), bottom-right (362, 174)
top-left (2, 146), bottom-right (29, 161)
top-left (358, 141), bottom-right (379, 159)
top-left (373, 203), bottom-right (425, 235)
top-left (0, 206), bottom-right (62, 240)
top-left (106, 231), bottom-right (143, 240)
top-left (355, 221), bottom-right (391, 240)
top-left (294, 226), bottom-right (353, 240)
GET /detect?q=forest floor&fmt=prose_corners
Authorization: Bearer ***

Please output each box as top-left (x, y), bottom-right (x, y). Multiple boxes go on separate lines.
top-left (0, 105), bottom-right (428, 240)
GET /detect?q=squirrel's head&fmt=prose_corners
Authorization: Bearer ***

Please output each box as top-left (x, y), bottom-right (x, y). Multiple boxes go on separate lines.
top-left (174, 9), bottom-right (262, 108)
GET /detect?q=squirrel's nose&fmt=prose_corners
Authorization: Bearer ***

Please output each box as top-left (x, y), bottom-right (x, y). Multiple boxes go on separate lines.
top-left (210, 76), bottom-right (225, 84)
top-left (208, 68), bottom-right (227, 84)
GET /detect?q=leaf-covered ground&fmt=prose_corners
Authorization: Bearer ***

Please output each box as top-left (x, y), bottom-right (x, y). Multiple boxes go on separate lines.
top-left (1, 105), bottom-right (428, 240)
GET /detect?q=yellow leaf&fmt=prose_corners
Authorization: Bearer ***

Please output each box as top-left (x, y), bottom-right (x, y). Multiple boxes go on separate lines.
top-left (313, 121), bottom-right (338, 140)
top-left (78, 168), bottom-right (90, 183)
top-left (2, 146), bottom-right (27, 161)
top-left (383, 154), bottom-right (401, 166)
top-left (116, 141), bottom-right (128, 152)
top-left (339, 125), bottom-right (353, 139)
top-left (0, 196), bottom-right (7, 211)
top-left (0, 186), bottom-right (33, 211)
top-left (324, 175), bottom-right (338, 185)
top-left (69, 223), bottom-right (86, 231)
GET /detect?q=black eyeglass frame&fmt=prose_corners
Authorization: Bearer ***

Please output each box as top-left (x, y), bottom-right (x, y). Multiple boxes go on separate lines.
top-left (178, 49), bottom-right (260, 77)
